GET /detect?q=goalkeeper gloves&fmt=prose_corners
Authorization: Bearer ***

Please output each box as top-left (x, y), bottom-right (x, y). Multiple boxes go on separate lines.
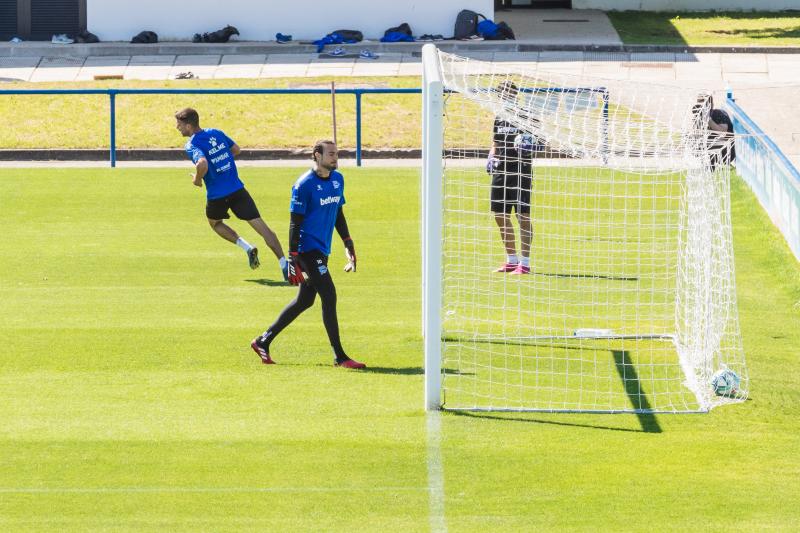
top-left (286, 252), bottom-right (305, 285)
top-left (486, 156), bottom-right (500, 174)
top-left (343, 237), bottom-right (357, 273)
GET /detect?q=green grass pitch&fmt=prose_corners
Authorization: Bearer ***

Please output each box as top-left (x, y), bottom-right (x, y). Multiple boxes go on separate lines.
top-left (0, 166), bottom-right (798, 531)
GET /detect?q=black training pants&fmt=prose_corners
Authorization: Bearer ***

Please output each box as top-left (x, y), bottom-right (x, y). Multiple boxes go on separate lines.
top-left (263, 250), bottom-right (346, 358)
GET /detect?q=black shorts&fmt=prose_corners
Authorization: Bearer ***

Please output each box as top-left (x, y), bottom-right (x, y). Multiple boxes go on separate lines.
top-left (206, 188), bottom-right (261, 221)
top-left (297, 250), bottom-right (332, 286)
top-left (490, 160), bottom-right (532, 214)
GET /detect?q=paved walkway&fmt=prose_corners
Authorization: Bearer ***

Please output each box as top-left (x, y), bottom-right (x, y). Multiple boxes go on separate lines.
top-left (3, 51), bottom-right (800, 85)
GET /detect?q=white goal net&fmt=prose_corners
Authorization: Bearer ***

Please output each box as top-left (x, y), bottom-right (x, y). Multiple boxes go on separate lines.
top-left (422, 46), bottom-right (748, 413)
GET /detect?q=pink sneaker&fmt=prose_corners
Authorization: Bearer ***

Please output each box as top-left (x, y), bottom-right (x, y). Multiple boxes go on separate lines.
top-left (494, 262), bottom-right (519, 273)
top-left (511, 264), bottom-right (530, 275)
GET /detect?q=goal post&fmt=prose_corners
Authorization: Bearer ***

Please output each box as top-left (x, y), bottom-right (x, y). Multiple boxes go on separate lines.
top-left (421, 46), bottom-right (748, 413)
top-left (422, 44), bottom-right (444, 411)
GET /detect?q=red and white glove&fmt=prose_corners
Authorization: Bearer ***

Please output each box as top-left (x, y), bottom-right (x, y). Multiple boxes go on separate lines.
top-left (287, 252), bottom-right (305, 285)
top-left (343, 237), bottom-right (357, 273)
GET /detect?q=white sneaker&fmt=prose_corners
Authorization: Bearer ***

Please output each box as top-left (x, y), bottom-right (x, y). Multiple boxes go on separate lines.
top-left (51, 34), bottom-right (74, 44)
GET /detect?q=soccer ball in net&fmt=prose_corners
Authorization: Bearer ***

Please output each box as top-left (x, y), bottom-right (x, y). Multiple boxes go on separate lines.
top-left (513, 133), bottom-right (540, 156)
top-left (710, 368), bottom-right (741, 396)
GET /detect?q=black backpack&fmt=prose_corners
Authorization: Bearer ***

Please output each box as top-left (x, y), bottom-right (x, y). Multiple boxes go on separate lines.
top-left (131, 30), bottom-right (158, 44)
top-left (332, 29), bottom-right (363, 42)
top-left (200, 25), bottom-right (239, 43)
top-left (454, 9), bottom-right (484, 39)
top-left (384, 22), bottom-right (412, 37)
top-left (75, 30), bottom-right (99, 44)
top-left (497, 21), bottom-right (515, 40)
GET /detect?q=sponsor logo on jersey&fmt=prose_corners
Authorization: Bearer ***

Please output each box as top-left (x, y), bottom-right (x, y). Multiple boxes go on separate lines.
top-left (319, 195), bottom-right (341, 206)
top-left (208, 141), bottom-right (228, 156)
top-left (210, 151), bottom-right (230, 165)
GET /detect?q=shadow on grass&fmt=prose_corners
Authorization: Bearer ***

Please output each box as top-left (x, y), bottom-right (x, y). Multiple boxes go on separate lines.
top-left (363, 366), bottom-right (424, 375)
top-left (442, 336), bottom-right (610, 352)
top-left (709, 27), bottom-right (800, 39)
top-left (533, 271), bottom-right (638, 282)
top-left (447, 410), bottom-right (656, 433)
top-left (438, 351), bottom-right (663, 434)
top-left (612, 350), bottom-right (662, 433)
top-left (362, 367), bottom-right (474, 376)
top-left (245, 278), bottom-right (291, 287)
top-left (607, 11), bottom-right (688, 46)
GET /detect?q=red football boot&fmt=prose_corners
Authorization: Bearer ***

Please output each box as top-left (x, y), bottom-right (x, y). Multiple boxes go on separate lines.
top-left (251, 339), bottom-right (276, 365)
top-left (335, 358), bottom-right (366, 369)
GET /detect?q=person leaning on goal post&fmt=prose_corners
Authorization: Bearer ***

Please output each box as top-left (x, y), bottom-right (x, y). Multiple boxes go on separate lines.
top-left (250, 140), bottom-right (366, 369)
top-left (692, 92), bottom-right (736, 172)
top-left (175, 107), bottom-right (288, 277)
top-left (486, 80), bottom-right (542, 275)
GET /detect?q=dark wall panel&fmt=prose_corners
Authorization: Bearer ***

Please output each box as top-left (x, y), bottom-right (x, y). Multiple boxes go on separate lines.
top-left (30, 0), bottom-right (79, 39)
top-left (0, 0), bottom-right (18, 39)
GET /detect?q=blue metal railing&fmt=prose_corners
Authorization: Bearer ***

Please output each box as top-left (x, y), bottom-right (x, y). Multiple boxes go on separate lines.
top-left (725, 91), bottom-right (800, 261)
top-left (0, 87), bottom-right (422, 167)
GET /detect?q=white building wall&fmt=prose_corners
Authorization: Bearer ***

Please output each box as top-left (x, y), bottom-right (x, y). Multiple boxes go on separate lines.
top-left (574, 0), bottom-right (800, 10)
top-left (87, 0), bottom-right (493, 42)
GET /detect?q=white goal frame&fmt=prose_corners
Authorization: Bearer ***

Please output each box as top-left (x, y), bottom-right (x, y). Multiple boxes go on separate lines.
top-left (421, 44), bottom-right (748, 413)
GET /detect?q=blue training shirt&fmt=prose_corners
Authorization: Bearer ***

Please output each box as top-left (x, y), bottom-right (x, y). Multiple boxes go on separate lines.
top-left (185, 128), bottom-right (244, 200)
top-left (290, 169), bottom-right (346, 255)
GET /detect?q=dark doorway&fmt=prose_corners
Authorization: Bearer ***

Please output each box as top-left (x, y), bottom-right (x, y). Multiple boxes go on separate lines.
top-left (30, 0), bottom-right (82, 39)
top-left (496, 0), bottom-right (572, 8)
top-left (2, 0), bottom-right (85, 40)
top-left (0, 0), bottom-right (18, 39)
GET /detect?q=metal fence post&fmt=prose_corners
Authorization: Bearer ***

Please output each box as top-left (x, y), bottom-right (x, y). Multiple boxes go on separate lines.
top-left (355, 91), bottom-right (362, 167)
top-left (109, 90), bottom-right (116, 168)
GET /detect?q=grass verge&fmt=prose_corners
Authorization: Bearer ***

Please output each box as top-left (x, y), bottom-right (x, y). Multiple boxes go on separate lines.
top-left (608, 11), bottom-right (800, 46)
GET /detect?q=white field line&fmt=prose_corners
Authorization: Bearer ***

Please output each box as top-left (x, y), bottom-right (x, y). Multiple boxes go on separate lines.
top-left (426, 411), bottom-right (447, 533)
top-left (0, 486), bottom-right (429, 494)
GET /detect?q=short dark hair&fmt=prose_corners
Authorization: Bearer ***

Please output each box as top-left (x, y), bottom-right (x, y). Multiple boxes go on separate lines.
top-left (312, 139), bottom-right (336, 160)
top-left (175, 107), bottom-right (200, 127)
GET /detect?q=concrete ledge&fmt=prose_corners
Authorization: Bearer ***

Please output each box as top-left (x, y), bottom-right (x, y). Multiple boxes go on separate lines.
top-left (2, 41), bottom-right (799, 58)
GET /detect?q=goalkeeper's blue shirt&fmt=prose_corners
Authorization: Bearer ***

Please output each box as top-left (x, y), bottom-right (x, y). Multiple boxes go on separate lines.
top-left (184, 128), bottom-right (244, 200)
top-left (290, 169), bottom-right (346, 255)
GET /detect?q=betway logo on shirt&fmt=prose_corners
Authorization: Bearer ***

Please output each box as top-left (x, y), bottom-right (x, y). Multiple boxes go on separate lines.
top-left (319, 195), bottom-right (341, 206)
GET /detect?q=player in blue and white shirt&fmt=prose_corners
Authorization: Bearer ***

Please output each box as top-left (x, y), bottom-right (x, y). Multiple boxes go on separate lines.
top-left (251, 140), bottom-right (366, 369)
top-left (176, 107), bottom-right (287, 277)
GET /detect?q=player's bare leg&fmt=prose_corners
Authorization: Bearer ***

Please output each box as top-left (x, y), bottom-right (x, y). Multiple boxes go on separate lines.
top-left (208, 218), bottom-right (239, 243)
top-left (209, 218), bottom-right (260, 269)
top-left (494, 213), bottom-right (518, 272)
top-left (512, 212), bottom-right (532, 275)
top-left (247, 217), bottom-right (288, 279)
top-left (247, 217), bottom-right (284, 260)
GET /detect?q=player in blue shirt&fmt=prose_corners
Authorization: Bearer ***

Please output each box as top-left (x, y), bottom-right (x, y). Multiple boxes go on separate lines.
top-left (251, 140), bottom-right (366, 369)
top-left (175, 107), bottom-right (287, 277)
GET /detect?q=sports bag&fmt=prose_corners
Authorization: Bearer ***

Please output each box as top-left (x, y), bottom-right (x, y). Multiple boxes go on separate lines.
top-left (477, 19), bottom-right (501, 39)
top-left (384, 23), bottom-right (412, 37)
top-left (478, 19), bottom-right (515, 40)
top-left (454, 9), bottom-right (483, 40)
top-left (332, 29), bottom-right (363, 43)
